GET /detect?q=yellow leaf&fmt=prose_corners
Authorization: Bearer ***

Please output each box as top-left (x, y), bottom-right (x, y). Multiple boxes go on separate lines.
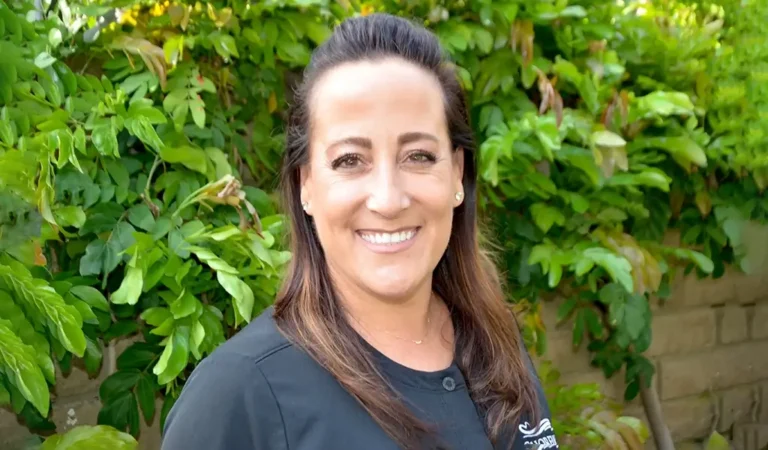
top-left (268, 92), bottom-right (277, 113)
top-left (361, 4), bottom-right (375, 16)
top-left (33, 242), bottom-right (47, 266)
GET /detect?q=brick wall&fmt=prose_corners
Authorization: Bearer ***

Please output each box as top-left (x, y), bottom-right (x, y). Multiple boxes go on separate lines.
top-left (539, 266), bottom-right (768, 450)
top-left (2, 268), bottom-right (767, 449)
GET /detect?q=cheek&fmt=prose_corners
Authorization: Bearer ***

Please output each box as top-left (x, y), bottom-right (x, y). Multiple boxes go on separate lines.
top-left (310, 176), bottom-right (364, 231)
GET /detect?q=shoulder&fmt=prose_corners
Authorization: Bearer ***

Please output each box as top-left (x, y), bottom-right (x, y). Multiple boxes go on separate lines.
top-left (161, 307), bottom-right (296, 449)
top-left (208, 305), bottom-right (292, 362)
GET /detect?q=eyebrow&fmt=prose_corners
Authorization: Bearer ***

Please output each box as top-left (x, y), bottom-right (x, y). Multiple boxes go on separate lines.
top-left (326, 132), bottom-right (439, 152)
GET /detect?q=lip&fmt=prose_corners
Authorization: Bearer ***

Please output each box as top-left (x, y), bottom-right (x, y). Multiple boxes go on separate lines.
top-left (356, 227), bottom-right (420, 254)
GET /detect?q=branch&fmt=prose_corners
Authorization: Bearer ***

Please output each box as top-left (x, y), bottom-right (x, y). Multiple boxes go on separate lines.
top-left (640, 375), bottom-right (675, 450)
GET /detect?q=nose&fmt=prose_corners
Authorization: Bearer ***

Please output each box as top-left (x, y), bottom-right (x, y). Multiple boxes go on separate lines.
top-left (365, 163), bottom-right (410, 217)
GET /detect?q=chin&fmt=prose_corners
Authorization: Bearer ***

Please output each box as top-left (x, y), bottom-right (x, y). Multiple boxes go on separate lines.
top-left (360, 271), bottom-right (422, 301)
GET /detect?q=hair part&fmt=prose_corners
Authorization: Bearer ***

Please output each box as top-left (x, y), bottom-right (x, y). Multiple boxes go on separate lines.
top-left (274, 13), bottom-right (538, 450)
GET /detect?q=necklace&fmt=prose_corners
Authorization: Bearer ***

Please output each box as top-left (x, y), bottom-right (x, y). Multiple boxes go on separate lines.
top-left (347, 298), bottom-right (433, 345)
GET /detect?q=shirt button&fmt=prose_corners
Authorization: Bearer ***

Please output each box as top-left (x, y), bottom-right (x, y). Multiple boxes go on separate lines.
top-left (442, 376), bottom-right (456, 391)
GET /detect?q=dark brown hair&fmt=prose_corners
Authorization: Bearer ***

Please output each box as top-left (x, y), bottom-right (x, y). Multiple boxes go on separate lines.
top-left (274, 13), bottom-right (538, 449)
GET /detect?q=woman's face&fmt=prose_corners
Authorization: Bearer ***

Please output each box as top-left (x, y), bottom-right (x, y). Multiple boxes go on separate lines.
top-left (300, 58), bottom-right (464, 302)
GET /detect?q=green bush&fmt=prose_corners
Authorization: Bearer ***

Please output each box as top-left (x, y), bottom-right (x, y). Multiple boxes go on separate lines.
top-left (0, 0), bottom-right (765, 447)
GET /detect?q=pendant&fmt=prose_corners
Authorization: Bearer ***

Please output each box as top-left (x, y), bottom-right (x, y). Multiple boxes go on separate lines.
top-left (413, 340), bottom-right (423, 344)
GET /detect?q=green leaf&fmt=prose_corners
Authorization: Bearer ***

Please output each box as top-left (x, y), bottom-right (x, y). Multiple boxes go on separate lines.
top-left (606, 287), bottom-right (649, 340)
top-left (705, 431), bottom-right (731, 450)
top-left (530, 203), bottom-right (565, 233)
top-left (55, 205), bottom-right (86, 228)
top-left (41, 425), bottom-right (138, 450)
top-left (170, 291), bottom-right (198, 319)
top-left (103, 320), bottom-right (139, 341)
top-left (217, 272), bottom-right (254, 324)
top-left (153, 327), bottom-right (190, 385)
top-left (79, 239), bottom-right (119, 276)
top-left (0, 263), bottom-right (86, 357)
top-left (190, 97), bottom-right (205, 129)
top-left (136, 374), bottom-right (156, 423)
top-left (100, 370), bottom-right (141, 403)
top-left (629, 136), bottom-right (707, 171)
top-left (211, 33), bottom-right (239, 59)
top-left (97, 390), bottom-right (140, 437)
top-left (0, 120), bottom-right (14, 146)
top-left (104, 159), bottom-right (130, 191)
top-left (117, 343), bottom-right (159, 372)
top-left (141, 307), bottom-right (172, 327)
top-left (69, 286), bottom-right (110, 312)
top-left (92, 124), bottom-right (118, 157)
top-left (592, 130), bottom-right (626, 148)
top-left (84, 336), bottom-right (103, 376)
top-left (583, 248), bottom-right (634, 293)
top-left (128, 204), bottom-right (155, 231)
top-left (635, 91), bottom-right (694, 117)
top-left (127, 116), bottom-right (165, 152)
top-left (0, 320), bottom-right (49, 416)
top-left (111, 266), bottom-right (143, 305)
top-left (158, 146), bottom-right (208, 173)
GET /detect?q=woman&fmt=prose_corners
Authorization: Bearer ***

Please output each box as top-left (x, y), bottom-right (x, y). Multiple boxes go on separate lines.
top-left (162, 13), bottom-right (558, 450)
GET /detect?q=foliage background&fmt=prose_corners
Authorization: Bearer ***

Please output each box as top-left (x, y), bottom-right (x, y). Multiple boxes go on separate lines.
top-left (1, 0), bottom-right (766, 448)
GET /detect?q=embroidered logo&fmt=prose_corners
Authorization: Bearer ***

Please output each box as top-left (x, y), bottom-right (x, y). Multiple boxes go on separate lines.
top-left (519, 419), bottom-right (559, 449)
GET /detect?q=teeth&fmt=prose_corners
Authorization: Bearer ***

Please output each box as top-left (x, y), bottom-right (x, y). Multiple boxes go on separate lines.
top-left (361, 230), bottom-right (416, 245)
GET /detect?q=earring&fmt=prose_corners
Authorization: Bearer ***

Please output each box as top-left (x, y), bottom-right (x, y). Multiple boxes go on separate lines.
top-left (301, 202), bottom-right (309, 211)
top-left (455, 191), bottom-right (463, 202)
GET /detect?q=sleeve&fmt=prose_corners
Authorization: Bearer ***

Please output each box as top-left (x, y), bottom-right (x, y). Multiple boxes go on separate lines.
top-left (161, 351), bottom-right (288, 450)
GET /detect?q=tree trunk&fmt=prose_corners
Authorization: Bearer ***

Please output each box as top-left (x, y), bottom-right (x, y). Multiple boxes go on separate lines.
top-left (640, 377), bottom-right (675, 450)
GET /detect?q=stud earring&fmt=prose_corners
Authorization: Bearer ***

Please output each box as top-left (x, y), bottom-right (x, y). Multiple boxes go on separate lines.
top-left (301, 202), bottom-right (309, 211)
top-left (455, 191), bottom-right (463, 202)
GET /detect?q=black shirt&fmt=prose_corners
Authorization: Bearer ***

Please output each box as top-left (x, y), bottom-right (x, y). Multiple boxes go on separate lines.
top-left (161, 307), bottom-right (559, 450)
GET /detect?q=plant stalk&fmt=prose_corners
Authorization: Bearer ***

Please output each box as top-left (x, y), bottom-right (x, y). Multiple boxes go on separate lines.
top-left (640, 376), bottom-right (675, 450)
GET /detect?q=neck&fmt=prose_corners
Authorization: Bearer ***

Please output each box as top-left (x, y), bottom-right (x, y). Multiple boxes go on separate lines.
top-left (332, 272), bottom-right (434, 341)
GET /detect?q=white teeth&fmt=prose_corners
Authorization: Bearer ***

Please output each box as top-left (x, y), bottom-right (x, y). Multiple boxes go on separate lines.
top-left (361, 230), bottom-right (416, 245)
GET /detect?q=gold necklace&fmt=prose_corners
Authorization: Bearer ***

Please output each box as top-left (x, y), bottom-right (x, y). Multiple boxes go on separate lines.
top-left (347, 299), bottom-right (433, 345)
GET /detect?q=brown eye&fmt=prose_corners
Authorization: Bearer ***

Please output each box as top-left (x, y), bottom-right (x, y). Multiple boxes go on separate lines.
top-left (407, 151), bottom-right (437, 164)
top-left (331, 153), bottom-right (362, 170)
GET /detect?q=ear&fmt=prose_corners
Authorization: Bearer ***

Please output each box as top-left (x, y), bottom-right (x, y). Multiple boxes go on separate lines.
top-left (299, 165), bottom-right (312, 215)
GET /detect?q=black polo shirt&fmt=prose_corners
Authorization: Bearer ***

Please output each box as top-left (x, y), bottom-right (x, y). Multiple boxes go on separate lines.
top-left (161, 307), bottom-right (559, 450)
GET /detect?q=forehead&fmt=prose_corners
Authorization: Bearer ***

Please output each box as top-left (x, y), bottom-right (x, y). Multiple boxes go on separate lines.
top-left (308, 58), bottom-right (448, 143)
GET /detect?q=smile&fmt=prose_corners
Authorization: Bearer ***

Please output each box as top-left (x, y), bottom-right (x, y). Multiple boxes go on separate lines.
top-left (356, 227), bottom-right (420, 253)
top-left (359, 229), bottom-right (417, 244)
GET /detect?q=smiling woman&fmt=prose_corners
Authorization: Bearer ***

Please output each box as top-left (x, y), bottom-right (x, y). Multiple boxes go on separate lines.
top-left (161, 13), bottom-right (558, 450)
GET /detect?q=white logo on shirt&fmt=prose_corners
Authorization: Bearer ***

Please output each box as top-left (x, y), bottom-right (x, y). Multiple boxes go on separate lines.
top-left (519, 419), bottom-right (558, 449)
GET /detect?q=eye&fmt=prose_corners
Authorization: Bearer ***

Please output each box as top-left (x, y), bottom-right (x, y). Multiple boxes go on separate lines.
top-left (406, 151), bottom-right (437, 164)
top-left (331, 153), bottom-right (363, 170)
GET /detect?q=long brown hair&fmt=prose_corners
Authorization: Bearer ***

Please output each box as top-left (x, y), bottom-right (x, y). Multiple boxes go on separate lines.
top-left (274, 13), bottom-right (538, 450)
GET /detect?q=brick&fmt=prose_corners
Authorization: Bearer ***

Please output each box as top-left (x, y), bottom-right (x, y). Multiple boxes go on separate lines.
top-left (647, 309), bottom-right (716, 357)
top-left (0, 408), bottom-right (34, 449)
top-left (536, 329), bottom-right (593, 374)
top-left (733, 423), bottom-right (768, 450)
top-left (719, 386), bottom-right (758, 432)
top-left (668, 269), bottom-right (738, 308)
top-left (753, 303), bottom-right (768, 340)
top-left (732, 270), bottom-right (768, 304)
top-left (662, 395), bottom-right (716, 441)
top-left (761, 382), bottom-right (768, 424)
top-left (659, 340), bottom-right (768, 400)
top-left (52, 364), bottom-right (105, 400)
top-left (719, 306), bottom-right (749, 344)
top-left (51, 395), bottom-right (102, 433)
